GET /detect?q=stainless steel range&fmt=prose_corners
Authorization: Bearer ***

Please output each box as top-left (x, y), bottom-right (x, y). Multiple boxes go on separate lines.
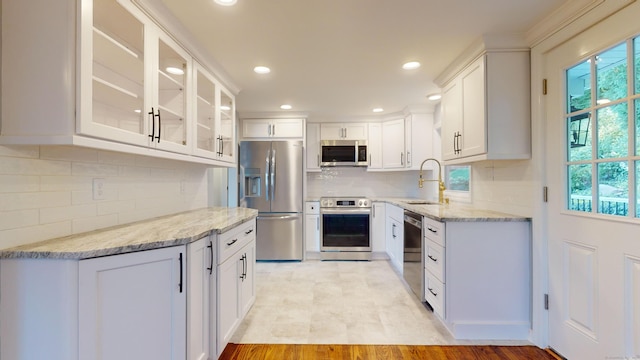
top-left (320, 197), bottom-right (371, 260)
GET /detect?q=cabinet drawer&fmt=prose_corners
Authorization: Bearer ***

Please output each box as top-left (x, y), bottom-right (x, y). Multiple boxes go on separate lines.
top-left (425, 270), bottom-right (445, 318)
top-left (425, 239), bottom-right (445, 283)
top-left (423, 217), bottom-right (444, 247)
top-left (305, 201), bottom-right (320, 214)
top-left (218, 220), bottom-right (256, 264)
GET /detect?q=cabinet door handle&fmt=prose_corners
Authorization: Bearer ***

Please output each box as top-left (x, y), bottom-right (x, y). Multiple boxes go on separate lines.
top-left (267, 124), bottom-right (271, 136)
top-left (207, 242), bottom-right (214, 275)
top-left (428, 287), bottom-right (438, 296)
top-left (156, 108), bottom-right (161, 143)
top-left (400, 153), bottom-right (404, 166)
top-left (178, 252), bottom-right (183, 293)
top-left (220, 135), bottom-right (224, 156)
top-left (245, 229), bottom-right (253, 235)
top-left (227, 238), bottom-right (238, 246)
top-left (317, 154), bottom-right (320, 167)
top-left (427, 227), bottom-right (437, 233)
top-left (392, 223), bottom-right (397, 238)
top-left (428, 254), bottom-right (438, 262)
top-left (344, 128), bottom-right (347, 138)
top-left (243, 253), bottom-right (247, 279)
top-left (148, 107), bottom-right (155, 142)
top-left (272, 124), bottom-right (275, 136)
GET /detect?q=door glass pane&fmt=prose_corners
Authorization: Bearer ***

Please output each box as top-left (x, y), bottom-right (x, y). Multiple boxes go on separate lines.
top-left (567, 60), bottom-right (591, 113)
top-left (636, 99), bottom-right (640, 156)
top-left (567, 112), bottom-right (592, 161)
top-left (635, 37), bottom-right (640, 94)
top-left (597, 161), bottom-right (628, 216)
top-left (220, 90), bottom-right (235, 158)
top-left (597, 103), bottom-right (628, 159)
top-left (196, 70), bottom-right (216, 152)
top-left (158, 40), bottom-right (186, 145)
top-left (92, 0), bottom-right (145, 134)
top-left (636, 161), bottom-right (640, 217)
top-left (568, 164), bottom-right (592, 213)
top-left (596, 42), bottom-right (627, 103)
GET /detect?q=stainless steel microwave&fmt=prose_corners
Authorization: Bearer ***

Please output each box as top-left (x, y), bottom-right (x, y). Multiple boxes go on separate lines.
top-left (320, 140), bottom-right (368, 167)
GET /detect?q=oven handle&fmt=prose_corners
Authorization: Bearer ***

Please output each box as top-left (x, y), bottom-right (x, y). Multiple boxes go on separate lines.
top-left (320, 208), bottom-right (372, 215)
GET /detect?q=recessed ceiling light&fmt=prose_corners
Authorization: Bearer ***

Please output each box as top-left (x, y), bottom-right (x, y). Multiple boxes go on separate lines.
top-left (214, 0), bottom-right (237, 6)
top-left (166, 66), bottom-right (184, 75)
top-left (427, 93), bottom-right (442, 101)
top-left (402, 61), bottom-right (420, 70)
top-left (372, 108), bottom-right (384, 113)
top-left (280, 104), bottom-right (292, 110)
top-left (254, 66), bottom-right (271, 74)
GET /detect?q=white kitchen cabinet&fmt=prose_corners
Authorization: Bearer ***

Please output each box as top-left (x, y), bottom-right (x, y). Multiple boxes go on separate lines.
top-left (306, 123), bottom-right (321, 171)
top-left (241, 118), bottom-right (305, 139)
top-left (371, 202), bottom-right (386, 254)
top-left (78, 245), bottom-right (187, 360)
top-left (404, 112), bottom-right (436, 170)
top-left (381, 119), bottom-right (406, 169)
top-left (439, 51), bottom-right (530, 164)
top-left (193, 62), bottom-right (236, 163)
top-left (367, 123), bottom-right (383, 170)
top-left (423, 218), bottom-right (531, 340)
top-left (216, 219), bottom-right (256, 356)
top-left (320, 123), bottom-right (368, 140)
top-left (304, 201), bottom-right (320, 254)
top-left (187, 236), bottom-right (216, 360)
top-left (1, 0), bottom-right (235, 166)
top-left (385, 203), bottom-right (404, 273)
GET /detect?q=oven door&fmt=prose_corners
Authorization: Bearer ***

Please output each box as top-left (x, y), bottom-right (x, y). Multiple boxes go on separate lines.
top-left (320, 207), bottom-right (371, 252)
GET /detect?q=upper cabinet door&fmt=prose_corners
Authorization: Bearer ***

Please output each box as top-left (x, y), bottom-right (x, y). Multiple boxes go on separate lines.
top-left (194, 66), bottom-right (218, 157)
top-left (79, 0), bottom-right (150, 146)
top-left (153, 31), bottom-right (191, 153)
top-left (218, 88), bottom-right (236, 162)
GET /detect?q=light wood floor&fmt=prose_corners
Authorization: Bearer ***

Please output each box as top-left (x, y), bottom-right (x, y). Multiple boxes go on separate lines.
top-left (219, 343), bottom-right (561, 359)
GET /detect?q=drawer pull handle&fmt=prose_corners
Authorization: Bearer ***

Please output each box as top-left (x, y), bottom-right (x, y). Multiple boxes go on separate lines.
top-left (227, 239), bottom-right (238, 246)
top-left (428, 255), bottom-right (438, 262)
top-left (428, 288), bottom-right (438, 297)
top-left (245, 229), bottom-right (254, 235)
top-left (427, 227), bottom-right (437, 233)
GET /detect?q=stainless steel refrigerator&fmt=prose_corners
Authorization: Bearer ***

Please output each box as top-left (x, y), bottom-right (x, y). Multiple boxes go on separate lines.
top-left (239, 140), bottom-right (303, 260)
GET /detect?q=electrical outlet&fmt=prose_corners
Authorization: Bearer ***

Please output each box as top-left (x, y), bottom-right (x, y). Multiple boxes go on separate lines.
top-left (93, 178), bottom-right (106, 200)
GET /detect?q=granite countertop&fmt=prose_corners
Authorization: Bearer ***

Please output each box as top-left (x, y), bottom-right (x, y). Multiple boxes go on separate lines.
top-left (0, 207), bottom-right (258, 260)
top-left (379, 198), bottom-right (530, 222)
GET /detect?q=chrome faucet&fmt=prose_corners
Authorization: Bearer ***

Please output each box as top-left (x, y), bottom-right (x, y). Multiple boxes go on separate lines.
top-left (419, 158), bottom-right (446, 204)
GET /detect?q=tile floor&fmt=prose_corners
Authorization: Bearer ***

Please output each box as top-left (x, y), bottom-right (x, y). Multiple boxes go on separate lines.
top-left (230, 260), bottom-right (531, 345)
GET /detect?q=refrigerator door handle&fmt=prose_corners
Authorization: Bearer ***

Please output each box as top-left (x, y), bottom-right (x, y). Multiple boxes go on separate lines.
top-left (271, 148), bottom-right (276, 199)
top-left (265, 148), bottom-right (271, 202)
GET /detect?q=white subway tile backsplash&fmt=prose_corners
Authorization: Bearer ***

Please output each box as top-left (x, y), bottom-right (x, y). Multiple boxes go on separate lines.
top-left (0, 175), bottom-right (40, 193)
top-left (40, 204), bottom-right (97, 224)
top-left (0, 157), bottom-right (71, 176)
top-left (0, 209), bottom-right (39, 231)
top-left (0, 191), bottom-right (70, 211)
top-left (72, 214), bottom-right (119, 234)
top-left (0, 145), bottom-right (210, 249)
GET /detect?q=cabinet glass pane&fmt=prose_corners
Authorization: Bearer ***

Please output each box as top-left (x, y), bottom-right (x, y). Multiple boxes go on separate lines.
top-left (158, 40), bottom-right (186, 146)
top-left (220, 90), bottom-right (235, 158)
top-left (597, 161), bottom-right (628, 216)
top-left (196, 70), bottom-right (216, 152)
top-left (596, 42), bottom-right (627, 103)
top-left (568, 164), bottom-right (592, 213)
top-left (92, 0), bottom-right (145, 134)
top-left (597, 103), bottom-right (628, 159)
top-left (567, 60), bottom-right (591, 113)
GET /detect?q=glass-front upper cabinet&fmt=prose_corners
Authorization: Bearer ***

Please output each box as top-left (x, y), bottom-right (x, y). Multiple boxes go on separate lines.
top-left (80, 0), bottom-right (189, 153)
top-left (193, 62), bottom-right (235, 163)
top-left (219, 88), bottom-right (236, 162)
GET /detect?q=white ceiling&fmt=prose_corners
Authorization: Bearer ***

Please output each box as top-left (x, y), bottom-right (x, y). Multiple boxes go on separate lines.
top-left (158, 0), bottom-right (566, 122)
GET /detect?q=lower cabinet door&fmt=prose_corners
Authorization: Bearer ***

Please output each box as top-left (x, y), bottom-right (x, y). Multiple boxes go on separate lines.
top-left (217, 254), bottom-right (241, 356)
top-left (79, 246), bottom-right (186, 360)
top-left (239, 241), bottom-right (256, 317)
top-left (187, 237), bottom-right (213, 360)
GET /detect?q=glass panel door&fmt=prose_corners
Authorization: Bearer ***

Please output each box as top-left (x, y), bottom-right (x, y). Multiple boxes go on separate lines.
top-left (219, 88), bottom-right (235, 161)
top-left (195, 67), bottom-right (217, 155)
top-left (156, 37), bottom-right (187, 149)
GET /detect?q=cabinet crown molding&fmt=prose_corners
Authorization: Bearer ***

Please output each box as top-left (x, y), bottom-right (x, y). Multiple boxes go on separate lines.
top-left (434, 33), bottom-right (529, 88)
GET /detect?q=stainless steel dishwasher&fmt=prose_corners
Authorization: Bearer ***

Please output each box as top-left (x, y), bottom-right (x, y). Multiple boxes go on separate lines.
top-left (403, 210), bottom-right (423, 300)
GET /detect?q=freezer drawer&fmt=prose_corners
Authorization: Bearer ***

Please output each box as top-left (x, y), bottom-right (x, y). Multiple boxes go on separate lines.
top-left (256, 213), bottom-right (303, 260)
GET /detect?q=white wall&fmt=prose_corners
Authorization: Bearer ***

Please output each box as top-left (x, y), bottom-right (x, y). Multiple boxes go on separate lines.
top-left (0, 145), bottom-right (209, 250)
top-left (306, 167), bottom-right (436, 200)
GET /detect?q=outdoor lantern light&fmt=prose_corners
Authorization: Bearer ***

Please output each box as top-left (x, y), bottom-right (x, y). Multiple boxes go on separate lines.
top-left (569, 112), bottom-right (590, 148)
